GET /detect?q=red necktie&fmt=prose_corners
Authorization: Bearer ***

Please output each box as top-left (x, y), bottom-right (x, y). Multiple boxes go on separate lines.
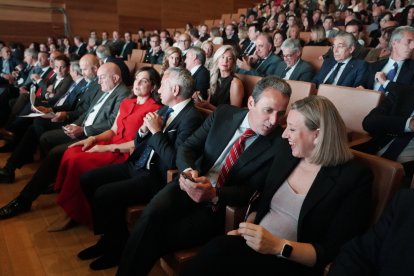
top-left (36, 70), bottom-right (55, 97)
top-left (216, 129), bottom-right (256, 188)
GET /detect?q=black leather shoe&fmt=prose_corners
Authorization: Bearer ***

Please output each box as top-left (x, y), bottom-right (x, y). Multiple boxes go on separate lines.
top-left (0, 168), bottom-right (15, 183)
top-left (0, 198), bottom-right (31, 219)
top-left (78, 238), bottom-right (106, 260)
top-left (89, 253), bottom-right (120, 270)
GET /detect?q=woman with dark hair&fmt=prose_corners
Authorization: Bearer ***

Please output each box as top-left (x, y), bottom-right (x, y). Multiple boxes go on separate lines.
top-left (399, 5), bottom-right (414, 26)
top-left (49, 67), bottom-right (162, 230)
top-left (273, 30), bottom-right (287, 58)
top-left (182, 95), bottom-right (373, 276)
top-left (365, 26), bottom-right (395, 62)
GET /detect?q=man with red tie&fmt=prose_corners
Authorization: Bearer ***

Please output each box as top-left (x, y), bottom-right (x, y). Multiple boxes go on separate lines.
top-left (116, 76), bottom-right (291, 275)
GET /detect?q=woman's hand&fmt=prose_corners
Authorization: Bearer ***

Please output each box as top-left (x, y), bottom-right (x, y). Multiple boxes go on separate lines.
top-left (86, 144), bottom-right (111, 153)
top-left (68, 136), bottom-right (95, 151)
top-left (232, 222), bottom-right (282, 255)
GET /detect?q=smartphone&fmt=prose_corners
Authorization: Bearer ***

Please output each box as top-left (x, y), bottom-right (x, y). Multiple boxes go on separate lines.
top-left (196, 92), bottom-right (203, 101)
top-left (181, 172), bottom-right (196, 182)
top-left (62, 126), bottom-right (70, 132)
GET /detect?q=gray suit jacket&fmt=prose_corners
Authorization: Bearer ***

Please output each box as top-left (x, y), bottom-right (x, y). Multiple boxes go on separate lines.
top-left (74, 82), bottom-right (130, 136)
top-left (237, 53), bottom-right (282, 77)
top-left (274, 59), bottom-right (315, 82)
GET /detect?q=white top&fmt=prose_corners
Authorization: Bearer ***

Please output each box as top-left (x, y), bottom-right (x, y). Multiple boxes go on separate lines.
top-left (259, 180), bottom-right (306, 241)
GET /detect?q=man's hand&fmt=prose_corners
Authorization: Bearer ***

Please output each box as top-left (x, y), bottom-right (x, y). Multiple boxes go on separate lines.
top-left (35, 106), bottom-right (53, 114)
top-left (31, 73), bottom-right (41, 82)
top-left (375, 71), bottom-right (387, 85)
top-left (143, 112), bottom-right (163, 134)
top-left (19, 87), bottom-right (29, 94)
top-left (179, 173), bottom-right (216, 203)
top-left (238, 55), bottom-right (254, 70)
top-left (63, 124), bottom-right (84, 139)
top-left (51, 111), bottom-right (68, 122)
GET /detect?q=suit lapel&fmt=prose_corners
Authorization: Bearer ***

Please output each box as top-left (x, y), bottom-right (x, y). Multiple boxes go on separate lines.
top-left (298, 165), bottom-right (339, 231)
top-left (165, 101), bottom-right (192, 131)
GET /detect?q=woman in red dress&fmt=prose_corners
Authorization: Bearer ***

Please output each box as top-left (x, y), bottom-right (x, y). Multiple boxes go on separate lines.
top-left (50, 67), bottom-right (162, 230)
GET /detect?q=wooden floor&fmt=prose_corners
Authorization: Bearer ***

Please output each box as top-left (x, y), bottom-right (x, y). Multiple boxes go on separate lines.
top-left (0, 141), bottom-right (167, 276)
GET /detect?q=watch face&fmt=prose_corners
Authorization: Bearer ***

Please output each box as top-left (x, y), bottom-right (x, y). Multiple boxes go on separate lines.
top-left (282, 244), bottom-right (293, 258)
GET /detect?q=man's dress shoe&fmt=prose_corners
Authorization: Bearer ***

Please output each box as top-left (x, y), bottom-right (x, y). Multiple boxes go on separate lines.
top-left (0, 128), bottom-right (14, 141)
top-left (89, 253), bottom-right (120, 270)
top-left (0, 198), bottom-right (31, 219)
top-left (0, 168), bottom-right (15, 183)
top-left (78, 238), bottom-right (107, 260)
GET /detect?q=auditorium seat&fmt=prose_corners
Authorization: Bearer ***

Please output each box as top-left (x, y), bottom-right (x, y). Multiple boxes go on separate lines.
top-left (130, 49), bottom-right (146, 63)
top-left (317, 84), bottom-right (383, 143)
top-left (301, 46), bottom-right (330, 73)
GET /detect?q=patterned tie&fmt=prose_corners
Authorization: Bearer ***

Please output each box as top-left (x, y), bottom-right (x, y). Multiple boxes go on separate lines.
top-left (324, 62), bottom-right (344, 85)
top-left (133, 107), bottom-right (174, 170)
top-left (216, 129), bottom-right (256, 188)
top-left (54, 81), bottom-right (77, 107)
top-left (282, 66), bottom-right (291, 79)
top-left (379, 62), bottom-right (398, 93)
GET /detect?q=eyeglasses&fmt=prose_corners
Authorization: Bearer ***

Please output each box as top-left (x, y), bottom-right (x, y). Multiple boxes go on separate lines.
top-left (332, 44), bottom-right (348, 50)
top-left (283, 53), bottom-right (296, 58)
top-left (178, 40), bottom-right (190, 43)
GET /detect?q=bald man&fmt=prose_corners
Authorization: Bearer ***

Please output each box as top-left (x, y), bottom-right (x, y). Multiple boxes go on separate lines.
top-left (0, 61), bottom-right (130, 220)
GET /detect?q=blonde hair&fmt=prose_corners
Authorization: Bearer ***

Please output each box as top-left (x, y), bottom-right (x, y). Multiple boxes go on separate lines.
top-left (311, 25), bottom-right (327, 42)
top-left (291, 95), bottom-right (353, 166)
top-left (209, 45), bottom-right (237, 95)
top-left (161, 46), bottom-right (182, 75)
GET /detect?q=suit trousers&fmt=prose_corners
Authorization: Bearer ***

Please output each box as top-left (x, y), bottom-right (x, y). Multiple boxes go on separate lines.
top-left (81, 162), bottom-right (166, 236)
top-left (116, 180), bottom-right (225, 276)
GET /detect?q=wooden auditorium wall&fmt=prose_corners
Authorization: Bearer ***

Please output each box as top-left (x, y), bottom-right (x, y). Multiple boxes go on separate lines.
top-left (0, 0), bottom-right (257, 47)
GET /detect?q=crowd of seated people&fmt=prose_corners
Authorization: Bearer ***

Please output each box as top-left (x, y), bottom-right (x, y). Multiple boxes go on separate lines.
top-left (1, 0), bottom-right (414, 274)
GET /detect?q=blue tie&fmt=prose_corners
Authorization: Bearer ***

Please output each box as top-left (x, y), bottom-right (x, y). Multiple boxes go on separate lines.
top-left (379, 62), bottom-right (398, 93)
top-left (54, 81), bottom-right (77, 107)
top-left (133, 107), bottom-right (174, 170)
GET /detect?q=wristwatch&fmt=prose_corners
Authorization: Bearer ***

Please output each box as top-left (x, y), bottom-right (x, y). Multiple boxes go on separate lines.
top-left (277, 242), bottom-right (293, 259)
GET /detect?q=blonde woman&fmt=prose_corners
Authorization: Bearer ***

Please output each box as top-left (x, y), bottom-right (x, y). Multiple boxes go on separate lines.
top-left (160, 46), bottom-right (182, 75)
top-left (194, 45), bottom-right (244, 111)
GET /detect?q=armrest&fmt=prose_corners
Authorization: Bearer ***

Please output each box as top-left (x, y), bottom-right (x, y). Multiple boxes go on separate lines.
top-left (167, 169), bottom-right (179, 183)
top-left (225, 206), bottom-right (247, 234)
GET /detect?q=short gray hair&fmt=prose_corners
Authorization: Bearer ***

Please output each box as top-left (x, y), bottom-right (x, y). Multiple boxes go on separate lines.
top-left (281, 38), bottom-right (302, 52)
top-left (24, 48), bottom-right (38, 59)
top-left (335, 31), bottom-right (356, 48)
top-left (390, 26), bottom-right (414, 45)
top-left (164, 67), bottom-right (194, 99)
top-left (189, 46), bottom-right (206, 66)
top-left (70, 60), bottom-right (82, 76)
top-left (252, 76), bottom-right (291, 103)
top-left (95, 45), bottom-right (111, 59)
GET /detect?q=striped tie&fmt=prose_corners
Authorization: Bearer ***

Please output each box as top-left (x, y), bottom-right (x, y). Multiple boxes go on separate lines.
top-left (216, 129), bottom-right (256, 188)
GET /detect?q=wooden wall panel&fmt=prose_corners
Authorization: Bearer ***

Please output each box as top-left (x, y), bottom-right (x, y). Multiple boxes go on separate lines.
top-left (0, 0), bottom-right (257, 46)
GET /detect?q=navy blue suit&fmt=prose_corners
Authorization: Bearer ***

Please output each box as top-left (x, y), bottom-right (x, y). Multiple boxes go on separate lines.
top-left (312, 57), bottom-right (367, 88)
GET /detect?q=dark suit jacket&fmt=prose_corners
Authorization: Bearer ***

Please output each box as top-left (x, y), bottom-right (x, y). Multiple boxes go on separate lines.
top-left (254, 139), bottom-right (373, 274)
top-left (177, 105), bottom-right (286, 206)
top-left (0, 57), bottom-right (21, 85)
top-left (45, 74), bottom-right (73, 106)
top-left (313, 58), bottom-right (367, 88)
top-left (74, 82), bottom-right (129, 136)
top-left (108, 39), bottom-right (125, 56)
top-left (36, 67), bottom-right (57, 100)
top-left (66, 79), bottom-right (101, 123)
top-left (129, 102), bottom-right (205, 181)
top-left (75, 43), bottom-right (87, 57)
top-left (328, 189), bottom-right (414, 276)
top-left (364, 58), bottom-right (414, 91)
top-left (274, 59), bottom-right (315, 82)
top-left (192, 65), bottom-right (210, 100)
top-left (143, 49), bottom-right (164, 64)
top-left (120, 41), bottom-right (137, 60)
top-left (52, 78), bottom-right (87, 112)
top-left (353, 82), bottom-right (414, 159)
top-left (237, 53), bottom-right (282, 77)
top-left (106, 56), bottom-right (133, 86)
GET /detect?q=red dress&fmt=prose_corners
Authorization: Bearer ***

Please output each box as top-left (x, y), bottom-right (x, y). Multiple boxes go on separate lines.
top-left (54, 98), bottom-right (161, 228)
